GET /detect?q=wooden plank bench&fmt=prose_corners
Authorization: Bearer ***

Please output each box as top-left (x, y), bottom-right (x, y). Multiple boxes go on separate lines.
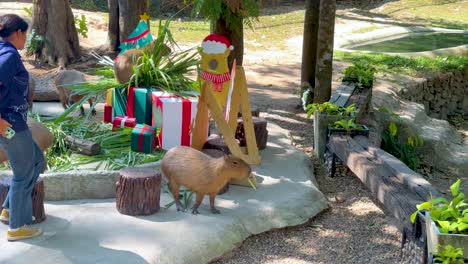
top-left (327, 135), bottom-right (442, 231)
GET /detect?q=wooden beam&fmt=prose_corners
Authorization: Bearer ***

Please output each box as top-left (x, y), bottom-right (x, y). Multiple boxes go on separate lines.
top-left (327, 135), bottom-right (442, 230)
top-left (204, 81), bottom-right (260, 165)
top-left (191, 82), bottom-right (210, 150)
top-left (237, 67), bottom-right (261, 165)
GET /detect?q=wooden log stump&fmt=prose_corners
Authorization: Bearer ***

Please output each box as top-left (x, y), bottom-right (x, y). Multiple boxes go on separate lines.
top-left (236, 117), bottom-right (268, 150)
top-left (0, 177), bottom-right (46, 224)
top-left (65, 136), bottom-right (101, 156)
top-left (201, 149), bottom-right (230, 195)
top-left (116, 168), bottom-right (161, 216)
top-left (203, 134), bottom-right (232, 154)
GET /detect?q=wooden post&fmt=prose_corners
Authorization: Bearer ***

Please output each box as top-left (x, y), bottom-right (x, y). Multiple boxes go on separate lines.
top-left (228, 67), bottom-right (243, 131)
top-left (237, 67), bottom-right (260, 163)
top-left (191, 82), bottom-right (210, 150)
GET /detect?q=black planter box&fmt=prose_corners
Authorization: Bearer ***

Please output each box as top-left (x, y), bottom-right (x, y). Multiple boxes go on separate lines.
top-left (327, 124), bottom-right (370, 138)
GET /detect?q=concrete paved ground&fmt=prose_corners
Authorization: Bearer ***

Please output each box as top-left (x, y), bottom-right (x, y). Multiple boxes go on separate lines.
top-left (0, 122), bottom-right (328, 264)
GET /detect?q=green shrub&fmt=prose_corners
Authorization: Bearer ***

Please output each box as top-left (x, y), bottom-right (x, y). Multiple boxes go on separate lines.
top-left (342, 61), bottom-right (377, 88)
top-left (74, 14), bottom-right (89, 38)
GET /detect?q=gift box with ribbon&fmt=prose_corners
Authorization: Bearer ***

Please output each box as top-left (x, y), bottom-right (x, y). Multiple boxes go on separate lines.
top-left (152, 94), bottom-right (199, 150)
top-left (104, 104), bottom-right (113, 123)
top-left (131, 124), bottom-right (157, 154)
top-left (126, 87), bottom-right (158, 125)
top-left (112, 115), bottom-right (137, 130)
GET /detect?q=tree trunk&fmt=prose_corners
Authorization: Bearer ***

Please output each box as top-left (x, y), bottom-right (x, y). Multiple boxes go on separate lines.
top-left (108, 0), bottom-right (149, 52)
top-left (32, 0), bottom-right (80, 67)
top-left (301, 0), bottom-right (321, 101)
top-left (212, 14), bottom-right (244, 69)
top-left (313, 0), bottom-right (336, 103)
top-left (108, 0), bottom-right (120, 51)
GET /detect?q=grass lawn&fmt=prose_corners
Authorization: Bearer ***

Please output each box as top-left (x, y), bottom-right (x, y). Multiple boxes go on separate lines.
top-left (150, 8), bottom-right (305, 50)
top-left (373, 0), bottom-right (468, 29)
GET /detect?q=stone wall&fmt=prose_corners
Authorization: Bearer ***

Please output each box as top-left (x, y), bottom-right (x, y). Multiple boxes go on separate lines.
top-left (399, 69), bottom-right (468, 120)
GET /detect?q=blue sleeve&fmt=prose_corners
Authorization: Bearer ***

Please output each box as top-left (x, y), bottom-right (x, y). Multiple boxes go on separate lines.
top-left (0, 52), bottom-right (19, 103)
top-left (0, 52), bottom-right (19, 91)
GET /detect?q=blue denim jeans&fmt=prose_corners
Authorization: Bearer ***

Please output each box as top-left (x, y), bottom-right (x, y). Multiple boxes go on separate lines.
top-left (0, 129), bottom-right (45, 229)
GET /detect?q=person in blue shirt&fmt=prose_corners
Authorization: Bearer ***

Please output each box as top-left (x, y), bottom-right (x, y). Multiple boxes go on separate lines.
top-left (0, 14), bottom-right (44, 241)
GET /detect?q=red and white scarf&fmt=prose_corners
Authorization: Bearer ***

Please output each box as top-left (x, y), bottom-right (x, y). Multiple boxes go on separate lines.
top-left (201, 71), bottom-right (231, 92)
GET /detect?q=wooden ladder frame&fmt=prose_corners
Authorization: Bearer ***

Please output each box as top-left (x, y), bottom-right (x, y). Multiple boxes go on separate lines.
top-left (192, 66), bottom-right (261, 165)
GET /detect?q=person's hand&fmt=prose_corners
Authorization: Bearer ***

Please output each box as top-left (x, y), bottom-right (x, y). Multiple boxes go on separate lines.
top-left (0, 118), bottom-right (12, 138)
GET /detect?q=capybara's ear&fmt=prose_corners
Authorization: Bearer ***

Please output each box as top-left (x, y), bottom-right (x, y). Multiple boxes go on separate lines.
top-left (223, 154), bottom-right (229, 161)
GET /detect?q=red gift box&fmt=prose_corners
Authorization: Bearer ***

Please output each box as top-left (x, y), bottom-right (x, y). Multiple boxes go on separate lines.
top-left (112, 115), bottom-right (137, 130)
top-left (104, 104), bottom-right (113, 123)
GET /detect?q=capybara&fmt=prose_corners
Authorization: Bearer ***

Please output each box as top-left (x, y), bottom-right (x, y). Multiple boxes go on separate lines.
top-left (54, 70), bottom-right (96, 116)
top-left (161, 146), bottom-right (252, 215)
top-left (114, 41), bottom-right (171, 84)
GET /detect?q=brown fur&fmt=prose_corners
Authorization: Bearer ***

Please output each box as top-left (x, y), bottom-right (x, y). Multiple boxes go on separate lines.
top-left (161, 146), bottom-right (252, 215)
top-left (114, 40), bottom-right (171, 84)
top-left (55, 70), bottom-right (96, 116)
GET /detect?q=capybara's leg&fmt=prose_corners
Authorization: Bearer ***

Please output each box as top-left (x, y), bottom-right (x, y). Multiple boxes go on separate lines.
top-left (79, 106), bottom-right (85, 116)
top-left (88, 99), bottom-right (97, 116)
top-left (192, 192), bottom-right (204, 215)
top-left (209, 193), bottom-right (220, 214)
top-left (168, 181), bottom-right (185, 212)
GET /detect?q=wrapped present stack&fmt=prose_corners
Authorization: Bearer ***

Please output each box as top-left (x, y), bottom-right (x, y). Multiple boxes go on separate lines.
top-left (104, 86), bottom-right (201, 153)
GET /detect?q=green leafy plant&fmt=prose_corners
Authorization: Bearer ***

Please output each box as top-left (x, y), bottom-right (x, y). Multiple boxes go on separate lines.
top-left (331, 118), bottom-right (363, 131)
top-left (434, 244), bottom-right (465, 264)
top-left (411, 179), bottom-right (468, 236)
top-left (74, 14), bottom-right (89, 38)
top-left (129, 19), bottom-right (199, 94)
top-left (188, 0), bottom-right (260, 31)
top-left (0, 115), bottom-right (164, 172)
top-left (381, 120), bottom-right (423, 170)
top-left (23, 7), bottom-right (33, 17)
top-left (25, 29), bottom-right (45, 56)
top-left (162, 186), bottom-right (193, 210)
top-left (342, 61), bottom-right (377, 88)
top-left (306, 102), bottom-right (357, 118)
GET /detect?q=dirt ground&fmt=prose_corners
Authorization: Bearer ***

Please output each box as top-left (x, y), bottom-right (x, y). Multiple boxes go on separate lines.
top-left (0, 2), bottom-right (425, 263)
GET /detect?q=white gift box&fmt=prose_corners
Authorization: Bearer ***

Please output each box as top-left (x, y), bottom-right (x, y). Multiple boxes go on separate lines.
top-left (152, 93), bottom-right (199, 150)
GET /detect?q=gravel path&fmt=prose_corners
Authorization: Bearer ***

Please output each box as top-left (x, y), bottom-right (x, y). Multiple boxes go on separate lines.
top-left (212, 96), bottom-right (402, 264)
top-left (213, 49), bottom-right (402, 264)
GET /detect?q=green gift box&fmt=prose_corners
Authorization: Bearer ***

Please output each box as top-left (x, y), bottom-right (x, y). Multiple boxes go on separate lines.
top-left (131, 124), bottom-right (156, 154)
top-left (128, 87), bottom-right (160, 125)
top-left (113, 88), bottom-right (127, 117)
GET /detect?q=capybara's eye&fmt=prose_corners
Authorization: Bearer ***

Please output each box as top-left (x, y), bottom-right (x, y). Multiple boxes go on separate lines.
top-left (232, 161), bottom-right (239, 166)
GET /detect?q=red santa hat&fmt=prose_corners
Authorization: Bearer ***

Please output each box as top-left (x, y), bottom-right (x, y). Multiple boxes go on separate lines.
top-left (201, 34), bottom-right (234, 54)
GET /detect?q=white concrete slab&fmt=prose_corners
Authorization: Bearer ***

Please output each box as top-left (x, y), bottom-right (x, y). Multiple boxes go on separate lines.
top-left (0, 122), bottom-right (328, 264)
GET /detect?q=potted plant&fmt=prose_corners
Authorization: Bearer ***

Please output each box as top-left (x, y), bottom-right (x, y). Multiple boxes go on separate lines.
top-left (327, 118), bottom-right (369, 138)
top-left (431, 244), bottom-right (465, 264)
top-left (342, 61), bottom-right (377, 88)
top-left (411, 179), bottom-right (468, 260)
top-left (306, 102), bottom-right (357, 159)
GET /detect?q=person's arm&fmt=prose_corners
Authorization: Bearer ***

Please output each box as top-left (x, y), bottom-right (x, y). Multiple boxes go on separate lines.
top-left (0, 52), bottom-right (18, 90)
top-left (0, 52), bottom-right (18, 137)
